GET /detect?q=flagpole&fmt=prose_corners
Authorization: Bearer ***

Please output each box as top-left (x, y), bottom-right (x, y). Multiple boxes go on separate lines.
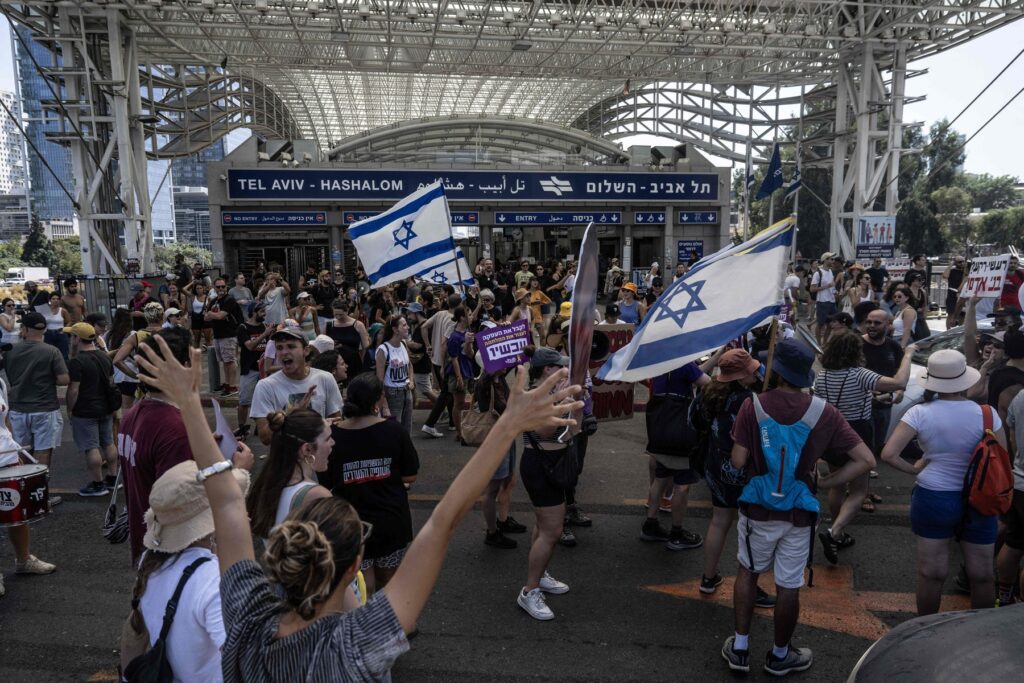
top-left (443, 191), bottom-right (467, 293)
top-left (761, 317), bottom-right (779, 392)
top-left (743, 102), bottom-right (752, 242)
top-left (792, 85), bottom-right (804, 265)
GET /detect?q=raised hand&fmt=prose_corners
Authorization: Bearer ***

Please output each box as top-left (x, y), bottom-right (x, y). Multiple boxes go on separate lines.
top-left (502, 366), bottom-right (583, 435)
top-left (136, 338), bottom-right (202, 407)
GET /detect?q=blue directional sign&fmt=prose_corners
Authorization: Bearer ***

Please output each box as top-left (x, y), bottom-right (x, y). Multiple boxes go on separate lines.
top-left (341, 210), bottom-right (479, 224)
top-left (633, 211), bottom-right (666, 224)
top-left (226, 169), bottom-right (719, 202)
top-left (678, 240), bottom-right (705, 261)
top-left (221, 211), bottom-right (326, 226)
top-left (678, 211), bottom-right (720, 224)
top-left (494, 212), bottom-right (622, 225)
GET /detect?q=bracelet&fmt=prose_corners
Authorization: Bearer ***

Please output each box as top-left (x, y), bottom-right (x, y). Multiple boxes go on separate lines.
top-left (196, 460), bottom-right (233, 482)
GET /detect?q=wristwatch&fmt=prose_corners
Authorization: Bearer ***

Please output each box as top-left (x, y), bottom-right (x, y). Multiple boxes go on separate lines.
top-left (195, 461), bottom-right (233, 482)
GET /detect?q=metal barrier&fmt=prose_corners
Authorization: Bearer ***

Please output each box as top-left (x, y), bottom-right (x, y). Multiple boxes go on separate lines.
top-left (61, 270), bottom-right (223, 319)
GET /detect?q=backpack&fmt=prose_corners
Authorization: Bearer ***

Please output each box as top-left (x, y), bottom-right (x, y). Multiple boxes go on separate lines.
top-left (962, 405), bottom-right (1013, 517)
top-left (737, 394), bottom-right (826, 514)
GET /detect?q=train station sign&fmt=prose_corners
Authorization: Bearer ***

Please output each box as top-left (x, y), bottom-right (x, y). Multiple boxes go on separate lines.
top-left (677, 211), bottom-right (719, 224)
top-left (342, 210), bottom-right (479, 224)
top-left (226, 169), bottom-right (719, 202)
top-left (494, 212), bottom-right (622, 225)
top-left (221, 211), bottom-right (326, 226)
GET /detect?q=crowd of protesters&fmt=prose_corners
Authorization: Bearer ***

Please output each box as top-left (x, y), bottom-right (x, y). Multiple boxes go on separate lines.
top-left (2, 246), bottom-right (1024, 681)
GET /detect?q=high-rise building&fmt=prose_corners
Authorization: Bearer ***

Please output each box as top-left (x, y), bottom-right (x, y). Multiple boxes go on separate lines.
top-left (173, 186), bottom-right (211, 250)
top-left (14, 26), bottom-right (75, 222)
top-left (171, 139), bottom-right (225, 188)
top-left (148, 160), bottom-right (176, 245)
top-left (0, 194), bottom-right (30, 241)
top-left (0, 91), bottom-right (27, 195)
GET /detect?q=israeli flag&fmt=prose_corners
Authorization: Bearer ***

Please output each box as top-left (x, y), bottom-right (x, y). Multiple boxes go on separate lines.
top-left (348, 181), bottom-right (457, 288)
top-left (745, 161), bottom-right (756, 192)
top-left (415, 248), bottom-right (475, 287)
top-left (785, 154), bottom-right (801, 202)
top-left (756, 143), bottom-right (784, 199)
top-left (597, 218), bottom-right (795, 382)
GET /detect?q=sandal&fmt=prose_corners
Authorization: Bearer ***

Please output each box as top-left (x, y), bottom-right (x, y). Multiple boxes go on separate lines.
top-left (861, 500), bottom-right (876, 513)
top-left (868, 493), bottom-right (883, 504)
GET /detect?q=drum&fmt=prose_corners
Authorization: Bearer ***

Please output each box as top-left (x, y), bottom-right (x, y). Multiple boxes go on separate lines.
top-left (0, 464), bottom-right (50, 527)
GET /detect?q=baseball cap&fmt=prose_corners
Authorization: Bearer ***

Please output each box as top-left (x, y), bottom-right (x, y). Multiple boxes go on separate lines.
top-left (309, 335), bottom-right (336, 354)
top-left (621, 282), bottom-right (638, 293)
top-left (163, 307), bottom-right (182, 320)
top-left (271, 324), bottom-right (308, 344)
top-left (25, 280), bottom-right (37, 288)
top-left (62, 322), bottom-right (96, 341)
top-left (403, 302), bottom-right (424, 314)
top-left (559, 301), bottom-right (573, 317)
top-left (21, 312), bottom-right (46, 331)
top-left (820, 251), bottom-right (837, 261)
top-left (129, 283), bottom-right (143, 293)
top-left (605, 303), bottom-right (620, 316)
top-left (296, 291), bottom-right (311, 300)
top-left (530, 346), bottom-right (569, 368)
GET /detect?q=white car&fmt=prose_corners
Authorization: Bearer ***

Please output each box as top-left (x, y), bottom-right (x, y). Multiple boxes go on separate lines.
top-left (888, 319), bottom-right (994, 437)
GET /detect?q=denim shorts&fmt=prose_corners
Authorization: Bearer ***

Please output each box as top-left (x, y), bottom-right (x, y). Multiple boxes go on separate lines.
top-left (10, 410), bottom-right (63, 452)
top-left (910, 486), bottom-right (997, 545)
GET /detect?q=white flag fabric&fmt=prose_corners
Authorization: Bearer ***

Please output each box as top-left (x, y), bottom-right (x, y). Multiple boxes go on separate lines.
top-left (348, 181), bottom-right (457, 288)
top-left (415, 248), bottom-right (475, 287)
top-left (597, 218), bottom-right (795, 382)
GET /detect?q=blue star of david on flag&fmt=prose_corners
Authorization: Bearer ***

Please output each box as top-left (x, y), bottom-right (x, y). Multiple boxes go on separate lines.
top-left (430, 270), bottom-right (449, 284)
top-left (653, 280), bottom-right (707, 328)
top-left (393, 220), bottom-right (417, 249)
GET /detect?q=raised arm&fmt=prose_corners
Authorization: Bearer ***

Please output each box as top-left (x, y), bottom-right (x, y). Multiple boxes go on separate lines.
top-left (382, 367), bottom-right (582, 632)
top-left (874, 345), bottom-right (916, 392)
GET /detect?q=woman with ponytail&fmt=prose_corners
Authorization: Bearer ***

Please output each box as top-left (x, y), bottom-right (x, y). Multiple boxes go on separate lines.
top-left (318, 372), bottom-right (419, 594)
top-left (134, 335), bottom-right (582, 682)
top-left (245, 408), bottom-right (334, 540)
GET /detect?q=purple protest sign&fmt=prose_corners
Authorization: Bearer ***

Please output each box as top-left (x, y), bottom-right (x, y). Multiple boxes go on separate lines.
top-left (477, 319), bottom-right (531, 374)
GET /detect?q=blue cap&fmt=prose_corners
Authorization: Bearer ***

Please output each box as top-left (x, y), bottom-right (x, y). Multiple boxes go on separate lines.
top-left (760, 339), bottom-right (815, 388)
top-left (404, 302), bottom-right (424, 314)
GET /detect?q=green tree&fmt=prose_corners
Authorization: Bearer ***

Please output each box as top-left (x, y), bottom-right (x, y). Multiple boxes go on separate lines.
top-left (962, 173), bottom-right (1019, 212)
top-left (976, 207), bottom-right (1024, 248)
top-left (921, 120), bottom-right (966, 195)
top-left (931, 186), bottom-right (973, 252)
top-left (0, 240), bottom-right (24, 272)
top-left (51, 237), bottom-right (83, 276)
top-left (154, 243), bottom-right (212, 273)
top-left (898, 195), bottom-right (945, 255)
top-left (21, 215), bottom-right (56, 268)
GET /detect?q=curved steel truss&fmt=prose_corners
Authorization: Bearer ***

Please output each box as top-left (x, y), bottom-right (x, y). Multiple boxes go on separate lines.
top-left (329, 115), bottom-right (627, 165)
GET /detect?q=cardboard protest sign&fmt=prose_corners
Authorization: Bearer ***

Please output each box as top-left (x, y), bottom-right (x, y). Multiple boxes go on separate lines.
top-left (961, 254), bottom-right (1010, 299)
top-left (477, 319), bottom-right (531, 374)
top-left (589, 324), bottom-right (635, 422)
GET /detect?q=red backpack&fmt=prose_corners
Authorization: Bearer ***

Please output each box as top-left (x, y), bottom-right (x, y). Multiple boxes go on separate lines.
top-left (963, 405), bottom-right (1013, 516)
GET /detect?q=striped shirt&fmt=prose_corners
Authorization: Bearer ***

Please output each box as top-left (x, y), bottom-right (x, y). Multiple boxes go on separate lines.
top-left (220, 560), bottom-right (408, 682)
top-left (812, 367), bottom-right (882, 422)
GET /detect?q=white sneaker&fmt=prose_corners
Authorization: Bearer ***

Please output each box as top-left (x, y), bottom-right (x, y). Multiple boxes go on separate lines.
top-left (518, 587), bottom-right (554, 620)
top-left (539, 571), bottom-right (569, 594)
top-left (15, 555), bottom-right (56, 575)
top-left (421, 425), bottom-right (444, 438)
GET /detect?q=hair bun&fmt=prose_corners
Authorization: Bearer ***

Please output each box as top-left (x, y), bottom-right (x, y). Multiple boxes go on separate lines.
top-left (267, 411), bottom-right (287, 432)
top-left (264, 520), bottom-right (335, 619)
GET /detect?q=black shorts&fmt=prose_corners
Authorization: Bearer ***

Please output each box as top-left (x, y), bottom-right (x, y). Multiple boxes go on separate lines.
top-left (520, 445), bottom-right (567, 508)
top-left (945, 290), bottom-right (958, 314)
top-left (823, 418), bottom-right (873, 467)
top-left (1002, 489), bottom-right (1024, 550)
top-left (654, 461), bottom-right (700, 486)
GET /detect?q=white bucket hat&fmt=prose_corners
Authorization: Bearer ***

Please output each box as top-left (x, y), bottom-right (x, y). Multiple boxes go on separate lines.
top-left (919, 349), bottom-right (980, 394)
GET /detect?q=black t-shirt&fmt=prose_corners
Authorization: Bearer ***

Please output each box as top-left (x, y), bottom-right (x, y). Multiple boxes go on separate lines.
top-left (28, 290), bottom-right (50, 309)
top-left (68, 350), bottom-right (114, 418)
top-left (207, 294), bottom-right (242, 339)
top-left (410, 322), bottom-right (432, 374)
top-left (310, 283), bottom-right (337, 313)
top-left (947, 266), bottom-right (965, 291)
top-left (862, 337), bottom-right (904, 407)
top-left (236, 322), bottom-right (267, 375)
top-left (904, 267), bottom-right (928, 286)
top-left (987, 366), bottom-right (1024, 409)
top-left (865, 267), bottom-right (889, 292)
top-left (322, 421), bottom-right (420, 558)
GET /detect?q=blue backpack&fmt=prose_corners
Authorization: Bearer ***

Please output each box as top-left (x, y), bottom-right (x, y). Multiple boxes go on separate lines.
top-left (738, 394), bottom-right (825, 514)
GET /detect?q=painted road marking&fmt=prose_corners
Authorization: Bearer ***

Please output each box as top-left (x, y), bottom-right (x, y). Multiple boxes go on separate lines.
top-left (646, 564), bottom-right (969, 640)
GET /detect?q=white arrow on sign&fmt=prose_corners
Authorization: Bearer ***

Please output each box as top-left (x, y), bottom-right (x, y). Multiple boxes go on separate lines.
top-left (497, 214), bottom-right (506, 222)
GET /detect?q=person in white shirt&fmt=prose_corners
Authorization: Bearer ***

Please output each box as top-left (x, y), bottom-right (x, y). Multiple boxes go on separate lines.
top-left (810, 252), bottom-right (839, 345)
top-left (783, 266), bottom-right (801, 323)
top-left (129, 457), bottom-right (253, 683)
top-left (257, 271), bottom-right (291, 326)
top-left (250, 325), bottom-right (343, 444)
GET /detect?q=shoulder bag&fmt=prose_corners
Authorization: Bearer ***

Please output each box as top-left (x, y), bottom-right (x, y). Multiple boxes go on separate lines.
top-left (461, 382), bottom-right (499, 447)
top-left (120, 556), bottom-right (211, 683)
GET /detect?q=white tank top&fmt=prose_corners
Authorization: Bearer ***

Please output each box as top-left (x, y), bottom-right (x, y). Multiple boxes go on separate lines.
top-left (274, 481), bottom-right (318, 527)
top-left (380, 341), bottom-right (410, 388)
top-left (0, 315), bottom-right (20, 345)
top-left (892, 307), bottom-right (916, 341)
top-left (44, 307), bottom-right (64, 331)
top-left (192, 297), bottom-right (205, 314)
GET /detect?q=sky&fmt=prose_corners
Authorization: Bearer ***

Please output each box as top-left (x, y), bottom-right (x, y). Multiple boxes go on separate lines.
top-left (0, 16), bottom-right (1021, 179)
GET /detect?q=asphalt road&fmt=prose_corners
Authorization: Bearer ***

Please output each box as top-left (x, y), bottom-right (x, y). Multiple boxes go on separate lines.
top-left (0, 406), bottom-right (970, 682)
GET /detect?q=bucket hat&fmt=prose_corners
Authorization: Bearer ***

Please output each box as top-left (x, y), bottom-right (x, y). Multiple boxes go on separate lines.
top-left (919, 349), bottom-right (980, 394)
